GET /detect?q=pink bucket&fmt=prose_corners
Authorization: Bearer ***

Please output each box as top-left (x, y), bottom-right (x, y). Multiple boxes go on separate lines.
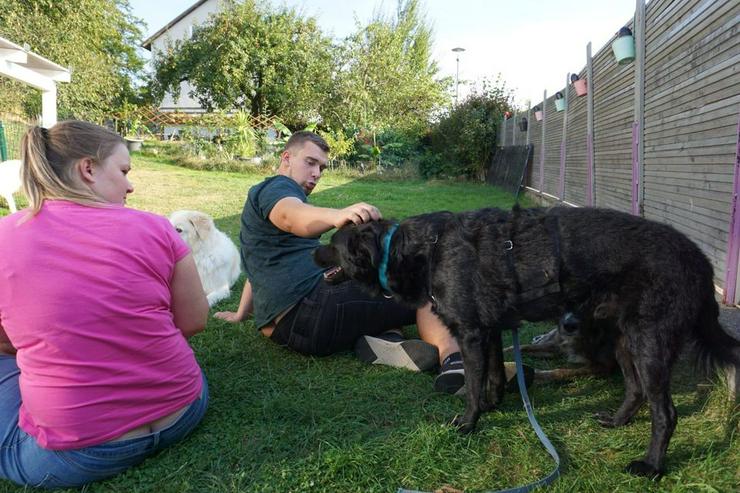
top-left (573, 78), bottom-right (588, 96)
top-left (534, 110), bottom-right (543, 121)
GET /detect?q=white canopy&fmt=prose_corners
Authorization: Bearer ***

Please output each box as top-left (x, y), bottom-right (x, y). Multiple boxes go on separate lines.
top-left (0, 36), bottom-right (70, 127)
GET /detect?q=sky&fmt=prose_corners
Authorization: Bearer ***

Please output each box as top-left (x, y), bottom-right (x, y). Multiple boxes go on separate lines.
top-left (128, 0), bottom-right (638, 109)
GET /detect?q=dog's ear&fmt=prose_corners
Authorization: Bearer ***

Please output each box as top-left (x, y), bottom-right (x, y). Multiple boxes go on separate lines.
top-left (313, 243), bottom-right (339, 268)
top-left (189, 212), bottom-right (214, 239)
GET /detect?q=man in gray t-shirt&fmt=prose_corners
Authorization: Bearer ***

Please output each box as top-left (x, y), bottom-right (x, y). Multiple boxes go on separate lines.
top-left (215, 131), bottom-right (468, 394)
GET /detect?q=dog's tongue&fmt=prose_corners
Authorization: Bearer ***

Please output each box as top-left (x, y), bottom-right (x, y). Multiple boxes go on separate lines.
top-left (324, 266), bottom-right (343, 279)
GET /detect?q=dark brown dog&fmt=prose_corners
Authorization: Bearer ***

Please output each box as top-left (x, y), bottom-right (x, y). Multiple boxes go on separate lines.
top-left (314, 206), bottom-right (740, 478)
top-left (512, 293), bottom-right (620, 382)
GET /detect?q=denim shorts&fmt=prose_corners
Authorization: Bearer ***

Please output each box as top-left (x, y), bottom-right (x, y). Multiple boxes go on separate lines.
top-left (271, 279), bottom-right (416, 356)
top-left (0, 355), bottom-right (208, 489)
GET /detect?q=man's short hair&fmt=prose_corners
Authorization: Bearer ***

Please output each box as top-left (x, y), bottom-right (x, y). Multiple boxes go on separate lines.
top-left (285, 131), bottom-right (330, 154)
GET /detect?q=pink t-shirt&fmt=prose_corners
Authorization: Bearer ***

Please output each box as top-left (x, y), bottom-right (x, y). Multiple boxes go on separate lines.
top-left (0, 200), bottom-right (202, 450)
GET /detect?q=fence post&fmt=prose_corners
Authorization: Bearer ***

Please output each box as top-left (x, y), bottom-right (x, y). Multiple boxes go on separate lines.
top-left (0, 121), bottom-right (7, 161)
top-left (724, 110), bottom-right (740, 306)
top-left (526, 103), bottom-right (531, 146)
top-left (586, 43), bottom-right (595, 207)
top-left (558, 74), bottom-right (569, 200)
top-left (513, 113), bottom-right (517, 146)
top-left (632, 0), bottom-right (646, 216)
top-left (539, 90), bottom-right (547, 195)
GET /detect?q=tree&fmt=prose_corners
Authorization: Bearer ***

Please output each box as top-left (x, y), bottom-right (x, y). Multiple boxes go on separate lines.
top-left (0, 0), bottom-right (145, 120)
top-left (151, 0), bottom-right (333, 127)
top-left (326, 0), bottom-right (451, 135)
top-left (424, 76), bottom-right (512, 179)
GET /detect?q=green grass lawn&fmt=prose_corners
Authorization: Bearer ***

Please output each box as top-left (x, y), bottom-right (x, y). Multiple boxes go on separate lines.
top-left (0, 155), bottom-right (737, 492)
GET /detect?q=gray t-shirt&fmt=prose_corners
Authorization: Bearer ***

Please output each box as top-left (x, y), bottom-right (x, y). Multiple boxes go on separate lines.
top-left (240, 175), bottom-right (324, 328)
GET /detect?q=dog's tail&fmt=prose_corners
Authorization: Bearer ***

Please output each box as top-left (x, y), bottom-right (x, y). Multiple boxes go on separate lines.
top-left (692, 295), bottom-right (740, 374)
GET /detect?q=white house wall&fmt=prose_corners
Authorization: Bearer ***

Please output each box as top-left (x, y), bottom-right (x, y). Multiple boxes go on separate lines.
top-left (150, 0), bottom-right (226, 112)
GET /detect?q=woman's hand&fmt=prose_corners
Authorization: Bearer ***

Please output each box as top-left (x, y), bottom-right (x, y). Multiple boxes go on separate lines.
top-left (213, 311), bottom-right (246, 323)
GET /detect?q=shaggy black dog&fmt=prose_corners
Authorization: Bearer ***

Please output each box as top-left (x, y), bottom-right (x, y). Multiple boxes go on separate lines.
top-left (313, 206), bottom-right (740, 478)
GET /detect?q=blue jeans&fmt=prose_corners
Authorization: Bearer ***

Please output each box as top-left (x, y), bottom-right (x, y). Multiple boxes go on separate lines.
top-left (0, 355), bottom-right (208, 489)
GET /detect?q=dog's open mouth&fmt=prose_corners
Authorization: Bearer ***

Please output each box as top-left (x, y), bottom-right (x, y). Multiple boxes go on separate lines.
top-left (323, 266), bottom-right (346, 284)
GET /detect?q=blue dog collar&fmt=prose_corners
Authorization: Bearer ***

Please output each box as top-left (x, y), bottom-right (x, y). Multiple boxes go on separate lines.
top-left (378, 223), bottom-right (399, 292)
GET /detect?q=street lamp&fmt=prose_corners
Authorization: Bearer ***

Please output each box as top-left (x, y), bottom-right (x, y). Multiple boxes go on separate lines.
top-left (452, 47), bottom-right (465, 106)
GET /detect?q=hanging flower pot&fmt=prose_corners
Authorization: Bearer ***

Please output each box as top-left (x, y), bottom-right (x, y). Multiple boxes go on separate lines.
top-left (611, 26), bottom-right (635, 65)
top-left (554, 92), bottom-right (566, 112)
top-left (518, 117), bottom-right (528, 131)
top-left (533, 106), bottom-right (543, 121)
top-left (571, 73), bottom-right (588, 97)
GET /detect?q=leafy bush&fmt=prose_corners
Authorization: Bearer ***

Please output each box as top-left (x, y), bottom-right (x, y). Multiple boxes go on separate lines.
top-left (424, 78), bottom-right (512, 180)
top-left (224, 111), bottom-right (257, 159)
top-left (374, 128), bottom-right (424, 168)
top-left (319, 128), bottom-right (355, 165)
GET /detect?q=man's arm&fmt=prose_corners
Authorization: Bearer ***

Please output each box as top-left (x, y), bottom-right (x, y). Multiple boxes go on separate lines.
top-left (269, 197), bottom-right (381, 238)
top-left (213, 279), bottom-right (254, 323)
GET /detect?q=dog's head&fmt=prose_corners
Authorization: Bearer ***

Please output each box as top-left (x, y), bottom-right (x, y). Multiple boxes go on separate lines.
top-left (314, 213), bottom-right (453, 306)
top-left (169, 210), bottom-right (215, 252)
top-left (314, 220), bottom-right (390, 292)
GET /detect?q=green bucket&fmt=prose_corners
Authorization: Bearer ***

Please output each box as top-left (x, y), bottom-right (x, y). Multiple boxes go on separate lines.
top-left (612, 34), bottom-right (635, 65)
top-left (554, 92), bottom-right (566, 112)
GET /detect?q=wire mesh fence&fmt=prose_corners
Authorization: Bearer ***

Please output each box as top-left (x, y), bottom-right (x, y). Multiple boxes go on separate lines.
top-left (0, 112), bottom-right (39, 161)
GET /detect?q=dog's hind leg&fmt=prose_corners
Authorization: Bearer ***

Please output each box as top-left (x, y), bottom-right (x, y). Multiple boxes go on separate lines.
top-left (623, 327), bottom-right (677, 478)
top-left (535, 367), bottom-right (594, 382)
top-left (625, 365), bottom-right (676, 477)
top-left (594, 335), bottom-right (645, 427)
top-left (452, 327), bottom-right (489, 434)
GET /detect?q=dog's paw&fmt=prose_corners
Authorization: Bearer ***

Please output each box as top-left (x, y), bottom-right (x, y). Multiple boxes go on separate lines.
top-left (625, 460), bottom-right (663, 480)
top-left (592, 411), bottom-right (618, 428)
top-left (478, 400), bottom-right (498, 413)
top-left (450, 415), bottom-right (476, 434)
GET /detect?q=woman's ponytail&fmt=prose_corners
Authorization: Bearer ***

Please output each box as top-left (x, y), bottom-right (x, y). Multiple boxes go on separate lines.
top-left (19, 121), bottom-right (124, 215)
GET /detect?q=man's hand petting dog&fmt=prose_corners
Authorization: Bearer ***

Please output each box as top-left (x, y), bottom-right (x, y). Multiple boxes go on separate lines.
top-left (333, 203), bottom-right (381, 229)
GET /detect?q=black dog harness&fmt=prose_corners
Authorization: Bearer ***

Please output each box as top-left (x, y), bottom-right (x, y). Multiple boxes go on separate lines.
top-left (503, 211), bottom-right (563, 308)
top-left (425, 210), bottom-right (563, 309)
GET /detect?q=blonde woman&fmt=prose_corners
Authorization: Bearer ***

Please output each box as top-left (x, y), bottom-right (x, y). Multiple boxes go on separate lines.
top-left (0, 121), bottom-right (209, 489)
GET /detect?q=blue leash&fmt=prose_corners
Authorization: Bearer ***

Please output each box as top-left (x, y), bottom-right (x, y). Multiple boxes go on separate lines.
top-left (397, 327), bottom-right (561, 493)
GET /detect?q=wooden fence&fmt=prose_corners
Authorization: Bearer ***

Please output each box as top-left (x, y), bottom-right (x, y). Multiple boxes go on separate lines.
top-left (113, 106), bottom-right (278, 139)
top-left (497, 0), bottom-right (739, 305)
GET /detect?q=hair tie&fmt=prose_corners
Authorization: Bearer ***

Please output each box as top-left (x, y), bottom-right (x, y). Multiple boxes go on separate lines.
top-left (39, 127), bottom-right (49, 140)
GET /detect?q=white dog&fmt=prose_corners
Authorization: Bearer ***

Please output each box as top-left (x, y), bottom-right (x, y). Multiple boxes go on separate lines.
top-left (0, 160), bottom-right (22, 213)
top-left (169, 210), bottom-right (241, 307)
